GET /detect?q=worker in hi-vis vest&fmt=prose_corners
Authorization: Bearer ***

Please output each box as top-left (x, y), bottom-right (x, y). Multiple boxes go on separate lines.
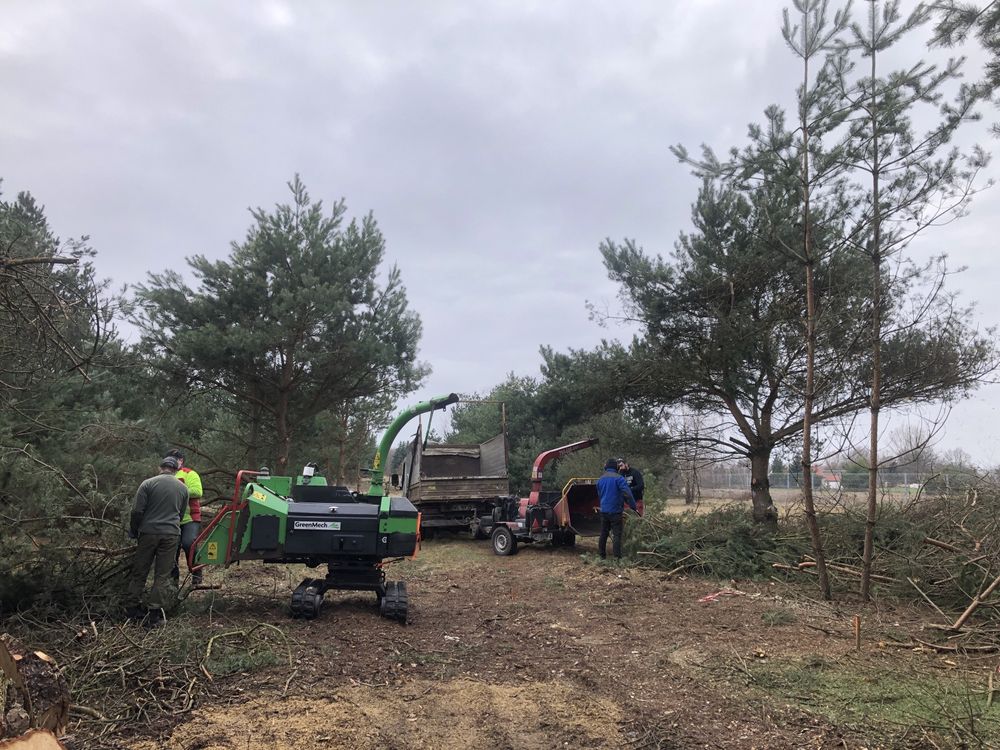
top-left (167, 448), bottom-right (204, 585)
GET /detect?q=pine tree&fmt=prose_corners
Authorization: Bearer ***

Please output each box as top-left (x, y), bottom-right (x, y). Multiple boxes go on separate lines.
top-left (135, 176), bottom-right (427, 471)
top-left (843, 0), bottom-right (988, 599)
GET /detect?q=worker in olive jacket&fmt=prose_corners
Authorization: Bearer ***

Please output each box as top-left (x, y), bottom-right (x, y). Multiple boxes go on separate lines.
top-left (125, 456), bottom-right (188, 626)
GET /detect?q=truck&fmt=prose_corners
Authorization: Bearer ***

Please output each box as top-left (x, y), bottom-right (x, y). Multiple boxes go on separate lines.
top-left (396, 422), bottom-right (509, 537)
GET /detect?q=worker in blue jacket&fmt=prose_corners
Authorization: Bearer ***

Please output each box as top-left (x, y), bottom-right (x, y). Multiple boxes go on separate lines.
top-left (596, 458), bottom-right (637, 559)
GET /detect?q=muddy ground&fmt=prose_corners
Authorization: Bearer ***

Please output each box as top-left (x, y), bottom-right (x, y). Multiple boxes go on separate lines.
top-left (117, 536), bottom-right (997, 750)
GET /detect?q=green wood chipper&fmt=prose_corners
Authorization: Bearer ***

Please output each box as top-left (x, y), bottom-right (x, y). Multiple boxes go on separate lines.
top-left (189, 393), bottom-right (460, 622)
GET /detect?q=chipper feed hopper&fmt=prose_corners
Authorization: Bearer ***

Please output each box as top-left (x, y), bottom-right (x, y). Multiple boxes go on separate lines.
top-left (189, 393), bottom-right (460, 621)
top-left (483, 438), bottom-right (603, 555)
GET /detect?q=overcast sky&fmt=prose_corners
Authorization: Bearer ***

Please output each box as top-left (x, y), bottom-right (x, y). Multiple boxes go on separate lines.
top-left (3, 0), bottom-right (999, 464)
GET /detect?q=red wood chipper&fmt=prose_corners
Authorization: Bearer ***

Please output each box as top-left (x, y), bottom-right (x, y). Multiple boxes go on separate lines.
top-left (480, 438), bottom-right (604, 555)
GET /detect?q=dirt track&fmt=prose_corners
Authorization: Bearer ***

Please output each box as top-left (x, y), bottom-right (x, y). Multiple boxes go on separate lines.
top-left (124, 537), bottom-right (966, 750)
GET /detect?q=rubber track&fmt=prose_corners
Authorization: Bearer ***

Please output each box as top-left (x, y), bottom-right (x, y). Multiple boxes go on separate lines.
top-left (380, 580), bottom-right (408, 623)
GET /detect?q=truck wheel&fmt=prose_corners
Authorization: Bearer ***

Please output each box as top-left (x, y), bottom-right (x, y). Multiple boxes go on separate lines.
top-left (491, 526), bottom-right (517, 556)
top-left (563, 532), bottom-right (576, 548)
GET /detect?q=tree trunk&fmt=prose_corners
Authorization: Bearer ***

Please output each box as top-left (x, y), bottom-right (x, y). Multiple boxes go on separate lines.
top-left (336, 412), bottom-right (348, 484)
top-left (247, 404), bottom-right (260, 469)
top-left (802, 260), bottom-right (832, 600)
top-left (799, 17), bottom-right (831, 599)
top-left (861, 14), bottom-right (882, 602)
top-left (749, 449), bottom-right (778, 526)
top-left (275, 393), bottom-right (291, 472)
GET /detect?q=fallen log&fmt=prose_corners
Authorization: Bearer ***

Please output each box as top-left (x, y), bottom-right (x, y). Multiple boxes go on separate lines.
top-left (798, 559), bottom-right (897, 584)
top-left (952, 572), bottom-right (1000, 631)
top-left (911, 637), bottom-right (1000, 654)
top-left (922, 537), bottom-right (962, 554)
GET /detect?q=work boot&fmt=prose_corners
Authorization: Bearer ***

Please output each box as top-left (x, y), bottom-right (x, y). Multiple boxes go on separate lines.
top-left (124, 605), bottom-right (145, 622)
top-left (191, 572), bottom-right (203, 586)
top-left (144, 609), bottom-right (166, 629)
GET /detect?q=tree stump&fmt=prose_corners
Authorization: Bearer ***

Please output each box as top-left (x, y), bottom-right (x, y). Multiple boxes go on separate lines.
top-left (0, 636), bottom-right (69, 740)
top-left (0, 730), bottom-right (66, 749)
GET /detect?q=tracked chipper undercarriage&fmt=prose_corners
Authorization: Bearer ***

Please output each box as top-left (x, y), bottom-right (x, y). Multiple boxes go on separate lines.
top-left (189, 394), bottom-right (460, 622)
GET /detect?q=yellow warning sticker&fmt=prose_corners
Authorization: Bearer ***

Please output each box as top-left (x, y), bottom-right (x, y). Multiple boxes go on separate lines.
top-left (206, 541), bottom-right (218, 561)
top-left (252, 491), bottom-right (267, 501)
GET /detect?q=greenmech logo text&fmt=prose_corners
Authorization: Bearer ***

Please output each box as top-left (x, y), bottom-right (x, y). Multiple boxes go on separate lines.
top-left (293, 520), bottom-right (341, 531)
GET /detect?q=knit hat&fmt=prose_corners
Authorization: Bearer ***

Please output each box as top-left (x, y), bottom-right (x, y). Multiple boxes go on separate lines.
top-left (160, 456), bottom-right (180, 470)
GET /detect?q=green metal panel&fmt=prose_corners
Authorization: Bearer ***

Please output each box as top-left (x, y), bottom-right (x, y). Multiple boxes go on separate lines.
top-left (193, 514), bottom-right (234, 566)
top-left (378, 496), bottom-right (419, 534)
top-left (257, 473), bottom-right (328, 496)
top-left (257, 475), bottom-right (292, 497)
top-left (294, 475), bottom-right (328, 486)
top-left (238, 482), bottom-right (288, 554)
top-left (381, 515), bottom-right (418, 534)
top-left (378, 495), bottom-right (392, 533)
top-left (193, 482), bottom-right (291, 566)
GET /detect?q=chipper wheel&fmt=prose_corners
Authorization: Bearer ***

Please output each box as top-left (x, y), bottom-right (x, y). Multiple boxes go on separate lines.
top-left (290, 580), bottom-right (325, 620)
top-left (380, 581), bottom-right (409, 623)
top-left (552, 530), bottom-right (576, 548)
top-left (491, 526), bottom-right (518, 556)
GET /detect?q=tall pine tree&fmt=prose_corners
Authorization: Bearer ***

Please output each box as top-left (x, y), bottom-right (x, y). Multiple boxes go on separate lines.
top-left (135, 176), bottom-right (426, 470)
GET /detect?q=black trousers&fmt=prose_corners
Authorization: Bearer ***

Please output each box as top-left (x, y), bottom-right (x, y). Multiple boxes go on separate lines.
top-left (598, 512), bottom-right (624, 558)
top-left (171, 521), bottom-right (202, 581)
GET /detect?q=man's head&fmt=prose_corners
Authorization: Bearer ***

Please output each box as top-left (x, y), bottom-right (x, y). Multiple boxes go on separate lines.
top-left (166, 449), bottom-right (185, 468)
top-left (160, 456), bottom-right (180, 473)
top-left (617, 458), bottom-right (630, 472)
top-left (604, 458), bottom-right (619, 472)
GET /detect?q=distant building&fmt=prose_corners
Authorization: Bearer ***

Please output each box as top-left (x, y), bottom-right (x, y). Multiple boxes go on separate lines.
top-left (814, 466), bottom-right (841, 490)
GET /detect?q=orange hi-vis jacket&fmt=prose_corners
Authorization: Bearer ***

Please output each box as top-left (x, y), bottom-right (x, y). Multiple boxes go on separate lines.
top-left (176, 467), bottom-right (203, 523)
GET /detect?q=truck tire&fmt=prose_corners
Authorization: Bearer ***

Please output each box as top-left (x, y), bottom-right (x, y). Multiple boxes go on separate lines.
top-left (491, 526), bottom-right (517, 556)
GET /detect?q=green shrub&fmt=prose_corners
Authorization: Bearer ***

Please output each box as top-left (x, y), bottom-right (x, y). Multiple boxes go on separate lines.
top-left (624, 502), bottom-right (808, 579)
top-left (626, 490), bottom-right (1000, 623)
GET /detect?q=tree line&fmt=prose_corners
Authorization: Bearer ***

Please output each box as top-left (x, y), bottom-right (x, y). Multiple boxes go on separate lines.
top-left (2, 0), bottom-right (999, 610)
top-left (0, 177), bottom-right (428, 609)
top-left (456, 0), bottom-right (1000, 601)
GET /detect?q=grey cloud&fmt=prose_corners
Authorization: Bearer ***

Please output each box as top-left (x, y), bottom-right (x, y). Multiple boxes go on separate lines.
top-left (2, 0), bottom-right (998, 459)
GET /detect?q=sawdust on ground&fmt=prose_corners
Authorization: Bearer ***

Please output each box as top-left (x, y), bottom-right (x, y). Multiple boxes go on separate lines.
top-left (130, 677), bottom-right (624, 750)
top-left (115, 535), bottom-right (950, 750)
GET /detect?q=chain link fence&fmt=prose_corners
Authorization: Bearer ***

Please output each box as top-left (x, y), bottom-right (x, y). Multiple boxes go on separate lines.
top-left (690, 468), bottom-right (981, 495)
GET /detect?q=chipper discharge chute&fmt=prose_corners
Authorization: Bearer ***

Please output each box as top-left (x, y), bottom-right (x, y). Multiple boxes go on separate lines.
top-left (189, 393), bottom-right (460, 622)
top-left (481, 438), bottom-right (603, 555)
